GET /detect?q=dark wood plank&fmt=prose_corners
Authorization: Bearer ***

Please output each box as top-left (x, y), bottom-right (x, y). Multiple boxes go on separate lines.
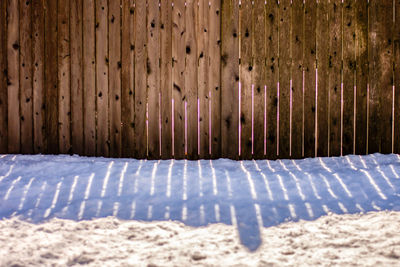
top-left (121, 0), bottom-right (135, 158)
top-left (7, 0), bottom-right (20, 153)
top-left (160, 0), bottom-right (173, 159)
top-left (209, 0), bottom-right (221, 158)
top-left (0, 0), bottom-right (7, 153)
top-left (342, 0), bottom-right (356, 155)
top-left (198, 0), bottom-right (210, 158)
top-left (19, 0), bottom-right (33, 154)
top-left (252, 0), bottom-right (266, 159)
top-left (278, 0), bottom-right (291, 158)
top-left (316, 0), bottom-right (329, 157)
top-left (355, 0), bottom-right (368, 155)
top-left (134, 0), bottom-right (147, 158)
top-left (395, 0), bottom-right (400, 154)
top-left (95, 0), bottom-right (109, 157)
top-left (291, 0), bottom-right (304, 159)
top-left (147, 0), bottom-right (161, 159)
top-left (303, 0), bottom-right (316, 158)
top-left (83, 0), bottom-right (96, 156)
top-left (240, 0), bottom-right (252, 159)
top-left (368, 0), bottom-right (393, 154)
top-left (58, 0), bottom-right (71, 154)
top-left (221, 0), bottom-right (239, 159)
top-left (265, 0), bottom-right (279, 159)
top-left (172, 0), bottom-right (185, 159)
top-left (109, 0), bottom-right (122, 157)
top-left (71, 0), bottom-right (84, 155)
top-left (328, 0), bottom-right (342, 156)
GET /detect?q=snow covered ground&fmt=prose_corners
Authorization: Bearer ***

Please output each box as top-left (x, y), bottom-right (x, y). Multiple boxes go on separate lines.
top-left (1, 153), bottom-right (400, 253)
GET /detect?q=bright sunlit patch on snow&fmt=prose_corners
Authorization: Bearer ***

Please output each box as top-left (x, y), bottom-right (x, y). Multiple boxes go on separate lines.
top-left (150, 161), bottom-right (159, 196)
top-left (118, 162), bottom-right (128, 197)
top-left (210, 160), bottom-right (218, 196)
top-left (166, 160), bottom-right (173, 198)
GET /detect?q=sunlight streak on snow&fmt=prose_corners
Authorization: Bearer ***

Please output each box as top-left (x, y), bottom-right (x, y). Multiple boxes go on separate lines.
top-left (291, 160), bottom-right (302, 171)
top-left (67, 176), bottom-right (79, 205)
top-left (150, 161), bottom-right (159, 196)
top-left (281, 160), bottom-right (305, 200)
top-left (215, 204), bottom-right (220, 222)
top-left (266, 160), bottom-right (276, 172)
top-left (372, 201), bottom-right (381, 211)
top-left (113, 202), bottom-right (120, 217)
top-left (376, 165), bottom-right (395, 190)
top-left (320, 174), bottom-right (338, 199)
top-left (356, 203), bottom-right (364, 212)
top-left (360, 169), bottom-right (387, 200)
top-left (118, 162), bottom-right (128, 197)
top-left (225, 170), bottom-right (233, 198)
top-left (278, 160), bottom-right (289, 171)
top-left (240, 162), bottom-right (257, 200)
top-left (305, 202), bottom-right (314, 218)
top-left (135, 160), bottom-right (144, 176)
top-left (389, 164), bottom-right (400, 178)
top-left (288, 204), bottom-right (297, 218)
top-left (253, 160), bottom-right (273, 201)
top-left (130, 201), bottom-right (136, 219)
top-left (345, 156), bottom-right (357, 170)
top-left (305, 172), bottom-right (322, 199)
top-left (147, 205), bottom-right (153, 220)
top-left (230, 204), bottom-right (237, 227)
top-left (3, 176), bottom-right (22, 200)
top-left (44, 177), bottom-right (64, 218)
top-left (277, 174), bottom-right (289, 201)
top-left (359, 155), bottom-right (368, 169)
top-left (79, 173), bottom-right (95, 220)
top-left (210, 160), bottom-right (218, 196)
top-left (0, 164), bottom-right (15, 183)
top-left (338, 202), bottom-right (348, 213)
top-left (322, 205), bottom-right (330, 214)
top-left (18, 177), bottom-right (35, 211)
top-left (166, 160), bottom-right (174, 198)
top-left (100, 161), bottom-right (114, 198)
top-left (181, 204), bottom-right (187, 221)
top-left (254, 203), bottom-right (263, 229)
top-left (200, 204), bottom-right (205, 225)
top-left (333, 173), bottom-right (353, 198)
top-left (319, 158), bottom-right (332, 172)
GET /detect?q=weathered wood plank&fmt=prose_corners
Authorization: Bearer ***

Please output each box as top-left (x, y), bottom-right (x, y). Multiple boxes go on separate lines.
top-left (342, 0), bottom-right (356, 155)
top-left (7, 0), bottom-right (20, 153)
top-left (328, 0), bottom-right (342, 156)
top-left (147, 0), bottom-right (161, 159)
top-left (134, 0), bottom-right (147, 158)
top-left (368, 0), bottom-right (393, 153)
top-left (209, 0), bottom-right (221, 158)
top-left (121, 0), bottom-right (135, 158)
top-left (240, 0), bottom-right (252, 159)
top-left (355, 0), bottom-right (368, 155)
top-left (265, 0), bottom-right (278, 159)
top-left (395, 0), bottom-right (400, 154)
top-left (198, 0), bottom-right (209, 158)
top-left (109, 0), bottom-right (122, 157)
top-left (160, 0), bottom-right (173, 159)
top-left (71, 0), bottom-right (84, 155)
top-left (252, 0), bottom-right (265, 159)
top-left (291, 0), bottom-right (304, 159)
top-left (303, 0), bottom-right (316, 158)
top-left (83, 0), bottom-right (96, 156)
top-left (19, 0), bottom-right (33, 154)
top-left (96, 0), bottom-right (109, 157)
top-left (221, 0), bottom-right (239, 159)
top-left (278, 0), bottom-right (291, 159)
top-left (0, 0), bottom-right (7, 153)
top-left (172, 0), bottom-right (185, 159)
top-left (58, 0), bottom-right (71, 154)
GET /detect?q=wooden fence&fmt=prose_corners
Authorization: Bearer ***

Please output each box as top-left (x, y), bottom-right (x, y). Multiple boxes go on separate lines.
top-left (0, 0), bottom-right (399, 159)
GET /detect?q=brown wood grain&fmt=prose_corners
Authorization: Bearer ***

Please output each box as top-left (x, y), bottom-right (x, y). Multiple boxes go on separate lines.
top-left (121, 0), bottom-right (135, 158)
top-left (70, 0), bottom-right (84, 155)
top-left (83, 0), bottom-right (96, 156)
top-left (109, 0), bottom-right (122, 157)
top-left (0, 0), bottom-right (7, 153)
top-left (147, 0), bottom-right (161, 159)
top-left (395, 0), bottom-right (400, 154)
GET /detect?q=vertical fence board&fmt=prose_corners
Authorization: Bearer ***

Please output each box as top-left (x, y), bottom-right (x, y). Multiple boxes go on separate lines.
top-left (209, 0), bottom-right (221, 158)
top-left (278, 0), bottom-right (291, 159)
top-left (83, 0), bottom-right (96, 156)
top-left (198, 0), bottom-right (209, 158)
top-left (221, 0), bottom-right (239, 159)
top-left (7, 0), bottom-right (20, 153)
top-left (265, 0), bottom-right (278, 159)
top-left (96, 0), bottom-right (109, 157)
top-left (19, 0), bottom-right (33, 154)
top-left (109, 0), bottom-right (122, 157)
top-left (316, 0), bottom-right (329, 157)
top-left (58, 0), bottom-right (71, 154)
top-left (160, 0), bottom-right (172, 159)
top-left (32, 0), bottom-right (45, 153)
top-left (342, 0), bottom-right (356, 155)
top-left (71, 0), bottom-right (83, 155)
top-left (121, 0), bottom-right (135, 158)
top-left (134, 0), bottom-right (147, 158)
top-left (355, 0), bottom-right (368, 155)
top-left (172, 0), bottom-right (185, 159)
top-left (240, 0), bottom-right (252, 159)
top-left (368, 0), bottom-right (393, 154)
top-left (303, 0), bottom-right (316, 158)
top-left (147, 0), bottom-right (161, 159)
top-left (0, 0), bottom-right (6, 153)
top-left (253, 0), bottom-right (266, 159)
top-left (395, 0), bottom-right (400, 154)
top-left (185, 0), bottom-right (198, 159)
top-left (291, 0), bottom-right (304, 158)
top-left (328, 0), bottom-right (342, 156)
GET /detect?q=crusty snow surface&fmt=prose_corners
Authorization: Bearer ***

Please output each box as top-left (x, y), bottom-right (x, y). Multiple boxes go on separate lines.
top-left (1, 153), bottom-right (400, 265)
